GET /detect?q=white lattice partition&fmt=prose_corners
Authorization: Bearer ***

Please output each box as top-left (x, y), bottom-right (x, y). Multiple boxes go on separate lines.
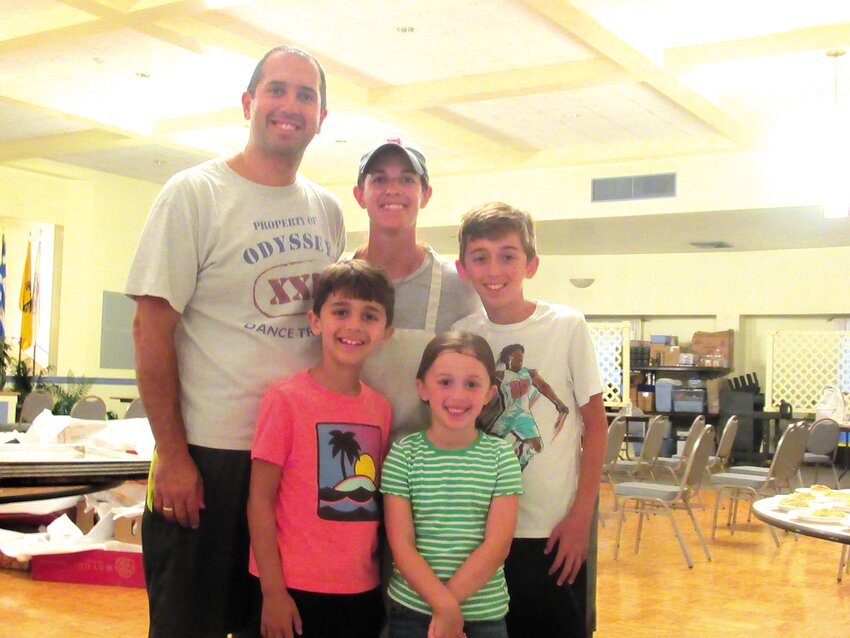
top-left (588, 322), bottom-right (630, 408)
top-left (765, 330), bottom-right (850, 411)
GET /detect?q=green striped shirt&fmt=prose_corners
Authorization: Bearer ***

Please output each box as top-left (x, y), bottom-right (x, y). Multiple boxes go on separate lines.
top-left (380, 430), bottom-right (523, 621)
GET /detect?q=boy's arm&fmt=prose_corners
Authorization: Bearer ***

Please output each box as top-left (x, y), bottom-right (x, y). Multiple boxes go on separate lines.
top-left (529, 369), bottom-right (569, 413)
top-left (384, 494), bottom-right (464, 638)
top-left (247, 459), bottom-right (302, 638)
top-left (445, 493), bottom-right (518, 602)
top-left (545, 392), bottom-right (607, 586)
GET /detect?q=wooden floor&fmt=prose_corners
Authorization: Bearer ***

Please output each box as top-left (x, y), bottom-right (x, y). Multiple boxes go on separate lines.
top-left (2, 480), bottom-right (850, 637)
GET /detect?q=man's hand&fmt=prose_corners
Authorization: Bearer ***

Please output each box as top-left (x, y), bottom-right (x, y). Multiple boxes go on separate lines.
top-left (152, 450), bottom-right (205, 529)
top-left (544, 510), bottom-right (590, 586)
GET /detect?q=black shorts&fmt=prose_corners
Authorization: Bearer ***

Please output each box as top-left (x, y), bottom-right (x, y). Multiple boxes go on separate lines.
top-left (143, 445), bottom-right (261, 638)
top-left (504, 538), bottom-right (587, 638)
top-left (287, 587), bottom-right (383, 638)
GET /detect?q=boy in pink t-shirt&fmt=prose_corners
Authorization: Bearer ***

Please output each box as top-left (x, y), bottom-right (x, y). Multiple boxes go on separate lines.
top-left (248, 260), bottom-right (395, 638)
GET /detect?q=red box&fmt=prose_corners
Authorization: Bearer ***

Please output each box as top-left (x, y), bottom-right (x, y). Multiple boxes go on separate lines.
top-left (30, 548), bottom-right (144, 588)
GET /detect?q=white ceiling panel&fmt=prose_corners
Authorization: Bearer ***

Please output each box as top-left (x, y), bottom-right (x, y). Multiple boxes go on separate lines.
top-left (53, 143), bottom-right (213, 183)
top-left (0, 101), bottom-right (90, 141)
top-left (0, 0), bottom-right (91, 41)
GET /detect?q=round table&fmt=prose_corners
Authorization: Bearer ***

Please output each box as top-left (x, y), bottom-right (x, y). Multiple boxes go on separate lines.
top-left (752, 494), bottom-right (850, 545)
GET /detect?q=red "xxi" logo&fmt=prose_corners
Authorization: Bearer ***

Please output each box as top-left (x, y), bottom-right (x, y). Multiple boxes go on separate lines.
top-left (254, 262), bottom-right (321, 318)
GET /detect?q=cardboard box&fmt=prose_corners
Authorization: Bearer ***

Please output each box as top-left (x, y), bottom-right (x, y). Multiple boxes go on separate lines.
top-left (30, 546), bottom-right (144, 588)
top-left (663, 346), bottom-right (680, 366)
top-left (637, 390), bottom-right (654, 412)
top-left (691, 330), bottom-right (734, 368)
top-left (0, 550), bottom-right (29, 571)
top-left (113, 514), bottom-right (142, 545)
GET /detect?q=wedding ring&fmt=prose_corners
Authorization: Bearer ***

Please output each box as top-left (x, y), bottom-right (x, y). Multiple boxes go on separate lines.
top-left (162, 506), bottom-right (174, 513)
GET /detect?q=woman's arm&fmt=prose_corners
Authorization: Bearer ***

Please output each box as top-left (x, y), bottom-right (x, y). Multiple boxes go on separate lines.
top-left (445, 494), bottom-right (518, 603)
top-left (248, 459), bottom-right (302, 638)
top-left (384, 494), bottom-right (464, 638)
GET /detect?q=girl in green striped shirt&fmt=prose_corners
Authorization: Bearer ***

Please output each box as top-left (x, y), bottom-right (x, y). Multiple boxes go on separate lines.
top-left (381, 331), bottom-right (523, 638)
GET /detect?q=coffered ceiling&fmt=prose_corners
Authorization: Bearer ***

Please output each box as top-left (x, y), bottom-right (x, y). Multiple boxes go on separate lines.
top-left (2, 1), bottom-right (850, 252)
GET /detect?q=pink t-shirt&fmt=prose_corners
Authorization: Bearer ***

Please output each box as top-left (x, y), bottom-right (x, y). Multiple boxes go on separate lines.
top-left (250, 370), bottom-right (391, 594)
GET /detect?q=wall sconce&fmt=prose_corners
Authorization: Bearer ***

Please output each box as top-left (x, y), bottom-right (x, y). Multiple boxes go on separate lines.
top-left (569, 278), bottom-right (595, 289)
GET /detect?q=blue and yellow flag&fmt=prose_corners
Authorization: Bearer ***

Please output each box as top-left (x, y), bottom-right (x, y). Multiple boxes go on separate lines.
top-left (19, 240), bottom-right (32, 350)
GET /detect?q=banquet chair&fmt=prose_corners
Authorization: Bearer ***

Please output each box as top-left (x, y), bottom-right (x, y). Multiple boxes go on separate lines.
top-left (840, 546), bottom-right (849, 583)
top-left (124, 397), bottom-right (146, 419)
top-left (709, 421), bottom-right (809, 545)
top-left (801, 418), bottom-right (841, 488)
top-left (655, 415), bottom-right (707, 481)
top-left (614, 415), bottom-right (667, 482)
top-left (18, 389), bottom-right (54, 424)
top-left (707, 416), bottom-right (739, 473)
top-left (613, 425), bottom-right (715, 569)
top-left (602, 416), bottom-right (628, 507)
top-left (69, 395), bottom-right (107, 420)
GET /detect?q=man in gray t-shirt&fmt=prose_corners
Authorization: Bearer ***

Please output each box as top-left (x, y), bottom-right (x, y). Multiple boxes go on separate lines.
top-left (125, 46), bottom-right (342, 638)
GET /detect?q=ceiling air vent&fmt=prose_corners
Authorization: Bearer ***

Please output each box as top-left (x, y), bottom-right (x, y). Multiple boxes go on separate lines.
top-left (592, 172), bottom-right (676, 202)
top-left (690, 241), bottom-right (733, 249)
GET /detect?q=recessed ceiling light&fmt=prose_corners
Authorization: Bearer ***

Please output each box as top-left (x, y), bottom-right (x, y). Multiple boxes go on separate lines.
top-left (690, 241), bottom-right (732, 249)
top-left (135, 72), bottom-right (150, 79)
top-left (92, 57), bottom-right (104, 65)
top-left (565, 112), bottom-right (580, 119)
top-left (396, 26), bottom-right (414, 33)
top-left (335, 139), bottom-right (348, 144)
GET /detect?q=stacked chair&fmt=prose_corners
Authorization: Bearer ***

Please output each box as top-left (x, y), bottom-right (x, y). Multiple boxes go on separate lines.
top-left (706, 416), bottom-right (739, 473)
top-left (654, 415), bottom-right (707, 481)
top-left (602, 416), bottom-right (628, 507)
top-left (613, 425), bottom-right (715, 568)
top-left (18, 390), bottom-right (54, 425)
top-left (801, 418), bottom-right (841, 488)
top-left (709, 421), bottom-right (809, 545)
top-left (612, 415), bottom-right (667, 482)
top-left (69, 395), bottom-right (107, 420)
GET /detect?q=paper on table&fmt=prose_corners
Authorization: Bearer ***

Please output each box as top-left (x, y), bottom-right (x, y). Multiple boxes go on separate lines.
top-left (0, 513), bottom-right (110, 561)
top-left (0, 495), bottom-right (81, 515)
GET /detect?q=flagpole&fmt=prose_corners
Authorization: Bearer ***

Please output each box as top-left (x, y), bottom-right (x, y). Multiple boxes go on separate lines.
top-left (31, 231), bottom-right (40, 376)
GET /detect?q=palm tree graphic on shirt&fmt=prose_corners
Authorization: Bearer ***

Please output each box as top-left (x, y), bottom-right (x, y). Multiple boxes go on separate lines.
top-left (328, 429), bottom-right (361, 477)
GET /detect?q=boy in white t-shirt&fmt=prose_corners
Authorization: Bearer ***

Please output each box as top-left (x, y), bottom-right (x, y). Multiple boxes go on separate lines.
top-left (453, 202), bottom-right (607, 638)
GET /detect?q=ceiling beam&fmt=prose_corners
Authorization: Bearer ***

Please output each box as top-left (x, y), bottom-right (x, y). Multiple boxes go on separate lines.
top-left (369, 57), bottom-right (628, 111)
top-left (0, 0), bottom-right (220, 55)
top-left (520, 0), bottom-right (757, 145)
top-left (665, 23), bottom-right (850, 74)
top-left (0, 129), bottom-right (131, 162)
top-left (523, 134), bottom-right (737, 169)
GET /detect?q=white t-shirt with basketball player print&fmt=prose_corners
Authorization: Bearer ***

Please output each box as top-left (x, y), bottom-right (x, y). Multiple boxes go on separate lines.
top-left (454, 300), bottom-right (602, 537)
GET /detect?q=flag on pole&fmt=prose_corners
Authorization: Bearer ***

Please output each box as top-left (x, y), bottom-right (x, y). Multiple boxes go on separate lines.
top-left (19, 240), bottom-right (32, 351)
top-left (0, 232), bottom-right (6, 340)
